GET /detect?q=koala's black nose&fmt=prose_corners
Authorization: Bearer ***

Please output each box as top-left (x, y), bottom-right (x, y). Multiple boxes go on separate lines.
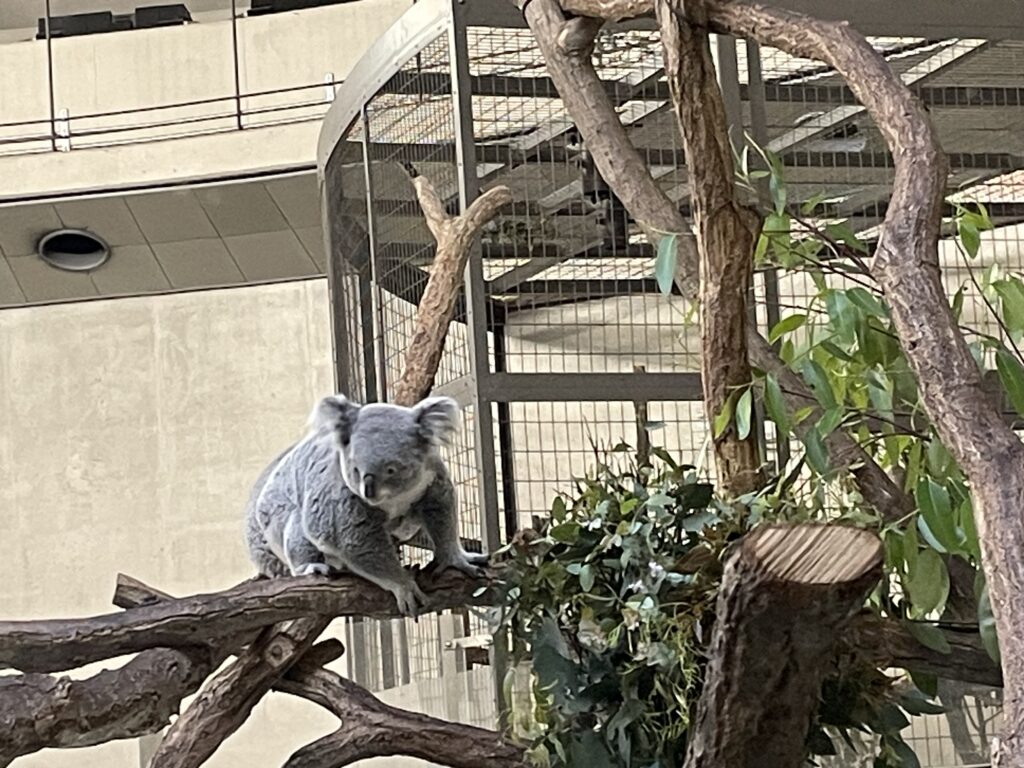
top-left (362, 474), bottom-right (377, 500)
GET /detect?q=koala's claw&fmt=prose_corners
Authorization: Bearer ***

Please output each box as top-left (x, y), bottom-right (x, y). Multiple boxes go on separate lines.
top-left (394, 583), bottom-right (428, 619)
top-left (296, 563), bottom-right (331, 577)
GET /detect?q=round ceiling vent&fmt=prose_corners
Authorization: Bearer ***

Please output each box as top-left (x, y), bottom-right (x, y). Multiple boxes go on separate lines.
top-left (37, 229), bottom-right (110, 272)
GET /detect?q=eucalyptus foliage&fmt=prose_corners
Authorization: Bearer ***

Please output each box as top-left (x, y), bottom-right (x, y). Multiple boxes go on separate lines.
top-left (493, 449), bottom-right (937, 767)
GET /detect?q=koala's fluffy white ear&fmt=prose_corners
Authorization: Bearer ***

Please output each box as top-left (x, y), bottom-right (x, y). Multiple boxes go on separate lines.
top-left (413, 396), bottom-right (461, 446)
top-left (309, 395), bottom-right (360, 442)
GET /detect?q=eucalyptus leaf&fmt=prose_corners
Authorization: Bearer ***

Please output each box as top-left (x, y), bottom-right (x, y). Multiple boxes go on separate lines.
top-left (905, 549), bottom-right (949, 617)
top-left (996, 348), bottom-right (1024, 416)
top-left (915, 478), bottom-right (960, 555)
top-left (735, 387), bottom-right (754, 440)
top-left (654, 233), bottom-right (678, 296)
top-left (763, 374), bottom-right (791, 435)
top-left (905, 621), bottom-right (951, 655)
top-left (768, 313), bottom-right (806, 344)
top-left (977, 576), bottom-right (1001, 664)
top-left (800, 359), bottom-right (837, 410)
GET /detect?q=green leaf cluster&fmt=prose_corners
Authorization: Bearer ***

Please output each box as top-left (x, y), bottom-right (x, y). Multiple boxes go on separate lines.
top-left (494, 450), bottom-right (938, 768)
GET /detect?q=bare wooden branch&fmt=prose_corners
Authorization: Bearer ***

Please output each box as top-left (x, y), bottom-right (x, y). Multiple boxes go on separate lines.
top-left (277, 663), bottom-right (525, 768)
top-left (0, 569), bottom-right (495, 674)
top-left (149, 617), bottom-right (331, 768)
top-left (393, 176), bottom-right (512, 406)
top-left (513, 0), bottom-right (700, 298)
top-left (848, 614), bottom-right (1003, 689)
top-left (685, 524), bottom-right (883, 768)
top-left (514, 0), bottom-right (910, 521)
top-left (657, 0), bottom-right (763, 495)
top-left (0, 645), bottom-right (218, 766)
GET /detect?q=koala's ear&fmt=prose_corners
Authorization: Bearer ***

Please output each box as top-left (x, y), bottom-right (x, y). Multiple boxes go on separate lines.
top-left (310, 395), bottom-right (360, 444)
top-left (412, 396), bottom-right (461, 446)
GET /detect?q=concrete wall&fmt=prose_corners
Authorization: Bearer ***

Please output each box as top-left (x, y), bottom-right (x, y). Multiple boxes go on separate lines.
top-left (0, 0), bottom-right (412, 198)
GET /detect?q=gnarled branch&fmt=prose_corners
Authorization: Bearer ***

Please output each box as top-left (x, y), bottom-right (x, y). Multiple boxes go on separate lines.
top-left (279, 663), bottom-right (525, 768)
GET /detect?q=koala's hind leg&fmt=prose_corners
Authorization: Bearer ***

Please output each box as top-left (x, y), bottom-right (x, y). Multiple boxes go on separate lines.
top-left (246, 511), bottom-right (289, 578)
top-left (284, 516), bottom-right (330, 577)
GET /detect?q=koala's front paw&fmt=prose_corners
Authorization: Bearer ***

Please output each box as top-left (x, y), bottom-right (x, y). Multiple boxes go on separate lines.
top-left (393, 582), bottom-right (428, 619)
top-left (296, 563), bottom-right (331, 577)
top-left (432, 553), bottom-right (488, 579)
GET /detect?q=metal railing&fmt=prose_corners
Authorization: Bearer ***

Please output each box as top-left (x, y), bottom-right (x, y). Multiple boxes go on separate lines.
top-left (0, 0), bottom-right (356, 155)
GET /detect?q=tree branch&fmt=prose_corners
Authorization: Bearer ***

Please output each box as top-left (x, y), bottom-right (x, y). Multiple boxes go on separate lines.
top-left (393, 172), bottom-right (512, 406)
top-left (0, 569), bottom-right (495, 674)
top-left (278, 663), bottom-right (525, 768)
top-left (657, 0), bottom-right (763, 495)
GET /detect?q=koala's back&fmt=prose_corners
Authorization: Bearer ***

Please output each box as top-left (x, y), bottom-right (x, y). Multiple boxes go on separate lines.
top-left (246, 431), bottom-right (344, 571)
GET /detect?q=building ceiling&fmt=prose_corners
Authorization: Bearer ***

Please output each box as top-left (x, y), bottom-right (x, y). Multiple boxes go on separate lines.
top-left (0, 172), bottom-right (325, 308)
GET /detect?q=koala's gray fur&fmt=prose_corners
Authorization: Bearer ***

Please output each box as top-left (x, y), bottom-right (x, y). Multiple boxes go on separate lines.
top-left (245, 394), bottom-right (488, 616)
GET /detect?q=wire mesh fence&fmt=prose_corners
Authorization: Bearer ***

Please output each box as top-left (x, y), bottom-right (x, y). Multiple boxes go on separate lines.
top-left (322, 4), bottom-right (1024, 762)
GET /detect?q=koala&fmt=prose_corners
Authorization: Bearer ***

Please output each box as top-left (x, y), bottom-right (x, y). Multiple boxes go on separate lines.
top-left (245, 394), bottom-right (489, 617)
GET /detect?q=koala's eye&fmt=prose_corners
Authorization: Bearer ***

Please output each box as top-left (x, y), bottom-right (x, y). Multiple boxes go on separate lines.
top-left (385, 464), bottom-right (397, 476)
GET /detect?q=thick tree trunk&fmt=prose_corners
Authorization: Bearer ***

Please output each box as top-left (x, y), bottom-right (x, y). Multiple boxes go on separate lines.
top-left (684, 524), bottom-right (883, 768)
top-left (657, 0), bottom-right (763, 495)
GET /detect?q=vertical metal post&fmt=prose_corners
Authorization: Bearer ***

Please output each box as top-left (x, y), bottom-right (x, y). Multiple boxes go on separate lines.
top-left (714, 35), bottom-right (743, 148)
top-left (360, 106), bottom-right (389, 402)
top-left (230, 0), bottom-right (243, 130)
top-left (493, 322), bottom-right (518, 540)
top-left (43, 0), bottom-right (57, 151)
top-left (448, 0), bottom-right (510, 730)
top-left (357, 105), bottom-right (392, 687)
top-left (746, 38), bottom-right (789, 471)
top-left (449, 0), bottom-right (500, 554)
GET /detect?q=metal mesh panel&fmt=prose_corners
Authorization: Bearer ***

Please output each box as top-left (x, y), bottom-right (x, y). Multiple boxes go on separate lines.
top-left (322, 5), bottom-right (1022, 758)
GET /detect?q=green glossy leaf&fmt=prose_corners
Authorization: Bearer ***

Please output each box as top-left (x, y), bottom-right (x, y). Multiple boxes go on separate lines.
top-left (958, 498), bottom-right (980, 562)
top-left (845, 286), bottom-right (888, 318)
top-left (654, 233), bottom-right (678, 296)
top-left (713, 395), bottom-right (734, 439)
top-left (951, 287), bottom-right (965, 322)
top-left (763, 374), bottom-right (790, 435)
top-left (993, 278), bottom-right (1024, 335)
top-left (800, 190), bottom-right (828, 216)
top-left (801, 427), bottom-right (830, 476)
top-left (769, 313), bottom-right (806, 344)
top-left (915, 478), bottom-right (960, 555)
top-left (905, 621), bottom-right (951, 655)
top-left (816, 406), bottom-right (844, 438)
top-left (735, 387), bottom-right (753, 441)
top-left (824, 221), bottom-right (868, 253)
top-left (996, 348), bottom-right (1024, 416)
top-left (977, 576), bottom-right (1001, 664)
top-left (825, 290), bottom-right (859, 345)
top-left (905, 548), bottom-right (949, 617)
top-left (800, 359), bottom-right (837, 410)
top-left (958, 217), bottom-right (981, 258)
top-left (579, 563), bottom-right (595, 592)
